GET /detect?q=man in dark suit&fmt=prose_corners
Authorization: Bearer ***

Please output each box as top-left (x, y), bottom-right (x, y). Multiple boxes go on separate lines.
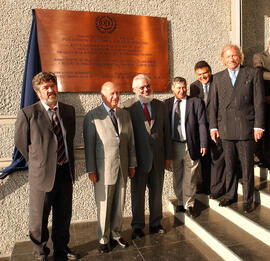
top-left (123, 74), bottom-right (173, 239)
top-left (164, 77), bottom-right (208, 217)
top-left (190, 61), bottom-right (226, 199)
top-left (83, 82), bottom-right (137, 253)
top-left (15, 72), bottom-right (79, 261)
top-left (253, 38), bottom-right (270, 167)
top-left (209, 44), bottom-right (265, 213)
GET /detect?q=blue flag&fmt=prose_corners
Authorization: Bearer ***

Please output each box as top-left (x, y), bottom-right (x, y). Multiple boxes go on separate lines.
top-left (0, 9), bottom-right (40, 179)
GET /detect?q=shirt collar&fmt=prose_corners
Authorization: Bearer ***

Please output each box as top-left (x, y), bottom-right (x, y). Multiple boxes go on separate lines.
top-left (228, 65), bottom-right (240, 74)
top-left (40, 100), bottom-right (59, 112)
top-left (174, 96), bottom-right (186, 103)
top-left (103, 102), bottom-right (115, 113)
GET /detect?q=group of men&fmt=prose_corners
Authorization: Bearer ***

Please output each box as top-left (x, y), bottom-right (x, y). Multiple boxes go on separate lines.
top-left (14, 43), bottom-right (265, 260)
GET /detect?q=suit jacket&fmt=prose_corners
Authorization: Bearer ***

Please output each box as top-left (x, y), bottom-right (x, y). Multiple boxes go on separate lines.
top-left (209, 66), bottom-right (265, 140)
top-left (164, 96), bottom-right (208, 161)
top-left (190, 76), bottom-right (213, 113)
top-left (253, 51), bottom-right (270, 95)
top-left (83, 104), bottom-right (137, 185)
top-left (123, 98), bottom-right (173, 173)
top-left (15, 101), bottom-right (76, 192)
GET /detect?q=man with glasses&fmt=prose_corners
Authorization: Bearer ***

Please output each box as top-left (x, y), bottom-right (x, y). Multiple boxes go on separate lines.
top-left (123, 74), bottom-right (172, 239)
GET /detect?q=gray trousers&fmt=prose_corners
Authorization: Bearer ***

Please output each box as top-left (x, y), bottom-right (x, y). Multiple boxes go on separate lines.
top-left (172, 141), bottom-right (200, 209)
top-left (94, 171), bottom-right (126, 244)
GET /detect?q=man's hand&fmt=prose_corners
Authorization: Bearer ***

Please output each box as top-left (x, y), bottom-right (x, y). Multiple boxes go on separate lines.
top-left (210, 129), bottom-right (220, 143)
top-left (88, 172), bottom-right (98, 183)
top-left (165, 160), bottom-right (171, 170)
top-left (200, 148), bottom-right (207, 157)
top-left (254, 129), bottom-right (264, 142)
top-left (128, 167), bottom-right (135, 179)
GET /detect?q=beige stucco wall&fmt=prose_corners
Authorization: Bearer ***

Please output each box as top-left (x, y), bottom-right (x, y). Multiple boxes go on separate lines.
top-left (0, 0), bottom-right (231, 256)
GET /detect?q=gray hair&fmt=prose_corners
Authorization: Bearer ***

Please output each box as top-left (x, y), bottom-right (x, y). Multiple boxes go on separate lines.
top-left (132, 74), bottom-right (150, 89)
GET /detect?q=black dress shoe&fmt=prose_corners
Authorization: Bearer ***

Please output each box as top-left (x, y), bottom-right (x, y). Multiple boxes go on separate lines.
top-left (186, 206), bottom-right (198, 218)
top-left (98, 243), bottom-right (110, 254)
top-left (33, 246), bottom-right (50, 261)
top-left (149, 225), bottom-right (166, 234)
top-left (210, 193), bottom-right (222, 199)
top-left (131, 228), bottom-right (145, 239)
top-left (54, 249), bottom-right (80, 260)
top-left (219, 198), bottom-right (237, 207)
top-left (176, 205), bottom-right (186, 213)
top-left (110, 237), bottom-right (129, 248)
top-left (243, 203), bottom-right (253, 213)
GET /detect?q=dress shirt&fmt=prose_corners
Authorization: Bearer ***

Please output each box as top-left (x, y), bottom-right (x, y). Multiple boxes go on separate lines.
top-left (139, 100), bottom-right (152, 118)
top-left (172, 97), bottom-right (187, 141)
top-left (41, 100), bottom-right (69, 162)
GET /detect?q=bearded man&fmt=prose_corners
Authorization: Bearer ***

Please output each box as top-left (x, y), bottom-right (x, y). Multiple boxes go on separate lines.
top-left (122, 74), bottom-right (172, 239)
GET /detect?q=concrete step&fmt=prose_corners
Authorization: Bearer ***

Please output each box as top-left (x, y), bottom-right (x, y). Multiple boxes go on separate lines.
top-left (197, 194), bottom-right (270, 247)
top-left (238, 176), bottom-right (270, 209)
top-left (169, 199), bottom-right (270, 261)
top-left (9, 214), bottom-right (222, 261)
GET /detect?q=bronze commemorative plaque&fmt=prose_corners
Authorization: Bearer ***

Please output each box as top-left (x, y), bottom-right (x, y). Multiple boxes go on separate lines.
top-left (35, 9), bottom-right (169, 92)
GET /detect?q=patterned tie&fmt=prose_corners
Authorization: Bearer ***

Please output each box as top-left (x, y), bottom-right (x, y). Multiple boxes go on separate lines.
top-left (50, 108), bottom-right (67, 165)
top-left (109, 109), bottom-right (119, 134)
top-left (143, 103), bottom-right (151, 125)
top-left (173, 100), bottom-right (183, 141)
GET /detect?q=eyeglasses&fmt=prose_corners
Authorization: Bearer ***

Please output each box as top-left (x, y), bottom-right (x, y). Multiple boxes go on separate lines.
top-left (138, 84), bottom-right (151, 91)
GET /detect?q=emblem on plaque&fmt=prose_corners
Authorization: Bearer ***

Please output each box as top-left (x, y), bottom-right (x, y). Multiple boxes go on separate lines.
top-left (96, 16), bottom-right (117, 33)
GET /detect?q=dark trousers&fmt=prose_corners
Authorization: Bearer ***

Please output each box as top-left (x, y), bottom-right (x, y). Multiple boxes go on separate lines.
top-left (222, 140), bottom-right (254, 204)
top-left (210, 139), bottom-right (226, 195)
top-left (29, 163), bottom-right (72, 256)
top-left (131, 166), bottom-right (164, 229)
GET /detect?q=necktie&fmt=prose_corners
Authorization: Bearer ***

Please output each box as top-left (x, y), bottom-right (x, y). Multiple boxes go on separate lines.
top-left (173, 100), bottom-right (183, 141)
top-left (50, 108), bottom-right (66, 165)
top-left (230, 70), bottom-right (237, 86)
top-left (203, 85), bottom-right (208, 104)
top-left (143, 103), bottom-right (151, 125)
top-left (109, 109), bottom-right (119, 134)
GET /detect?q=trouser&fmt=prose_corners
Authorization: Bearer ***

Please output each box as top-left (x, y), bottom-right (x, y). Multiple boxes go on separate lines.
top-left (131, 165), bottom-right (164, 229)
top-left (172, 141), bottom-right (200, 209)
top-left (95, 171), bottom-right (126, 244)
top-left (29, 163), bottom-right (72, 256)
top-left (222, 139), bottom-right (255, 204)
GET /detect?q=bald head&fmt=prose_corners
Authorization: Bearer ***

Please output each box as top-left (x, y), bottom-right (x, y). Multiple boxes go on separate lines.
top-left (101, 82), bottom-right (120, 109)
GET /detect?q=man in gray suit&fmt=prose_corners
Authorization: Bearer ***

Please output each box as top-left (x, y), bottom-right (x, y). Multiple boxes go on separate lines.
top-left (15, 72), bottom-right (79, 261)
top-left (123, 74), bottom-right (173, 239)
top-left (83, 82), bottom-right (137, 253)
top-left (209, 44), bottom-right (264, 213)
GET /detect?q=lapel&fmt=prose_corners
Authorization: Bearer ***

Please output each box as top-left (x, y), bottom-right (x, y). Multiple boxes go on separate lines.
top-left (37, 101), bottom-right (54, 132)
top-left (149, 100), bottom-right (155, 129)
top-left (226, 66), bottom-right (244, 108)
top-left (115, 107), bottom-right (122, 134)
top-left (98, 104), bottom-right (119, 135)
top-left (185, 96), bottom-right (191, 121)
top-left (134, 98), bottom-right (151, 134)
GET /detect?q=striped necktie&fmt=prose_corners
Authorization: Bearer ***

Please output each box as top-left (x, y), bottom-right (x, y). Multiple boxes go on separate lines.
top-left (143, 103), bottom-right (151, 125)
top-left (50, 108), bottom-right (67, 165)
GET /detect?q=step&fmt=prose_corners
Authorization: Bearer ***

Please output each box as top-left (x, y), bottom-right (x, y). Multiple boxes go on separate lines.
top-left (254, 166), bottom-right (270, 180)
top-left (197, 194), bottom-right (270, 247)
top-left (238, 176), bottom-right (270, 209)
top-left (171, 199), bottom-right (270, 261)
top-left (9, 214), bottom-right (222, 261)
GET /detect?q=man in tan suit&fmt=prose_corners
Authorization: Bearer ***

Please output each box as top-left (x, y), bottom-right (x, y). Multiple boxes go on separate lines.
top-left (83, 82), bottom-right (137, 253)
top-left (15, 72), bottom-right (79, 261)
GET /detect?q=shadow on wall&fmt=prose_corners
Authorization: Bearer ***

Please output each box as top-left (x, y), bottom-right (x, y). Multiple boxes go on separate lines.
top-left (242, 0), bottom-right (270, 66)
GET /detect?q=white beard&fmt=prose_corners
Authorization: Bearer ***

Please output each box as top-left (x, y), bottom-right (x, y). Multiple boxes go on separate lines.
top-left (137, 93), bottom-right (153, 104)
